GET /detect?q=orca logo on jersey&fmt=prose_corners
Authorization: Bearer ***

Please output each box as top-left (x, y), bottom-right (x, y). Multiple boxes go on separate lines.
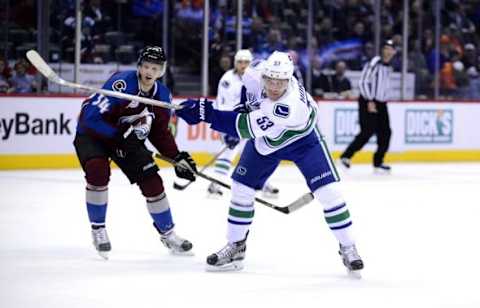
top-left (273, 103), bottom-right (290, 118)
top-left (236, 166), bottom-right (247, 176)
top-left (112, 80), bottom-right (127, 92)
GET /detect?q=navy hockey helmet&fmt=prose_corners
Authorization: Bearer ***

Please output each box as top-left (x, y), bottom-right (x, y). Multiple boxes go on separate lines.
top-left (137, 46), bottom-right (167, 77)
top-left (138, 46), bottom-right (166, 65)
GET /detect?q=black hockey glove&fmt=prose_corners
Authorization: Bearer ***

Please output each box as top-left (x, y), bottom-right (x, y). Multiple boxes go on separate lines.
top-left (115, 126), bottom-right (144, 158)
top-left (173, 151), bottom-right (197, 181)
top-left (223, 134), bottom-right (240, 149)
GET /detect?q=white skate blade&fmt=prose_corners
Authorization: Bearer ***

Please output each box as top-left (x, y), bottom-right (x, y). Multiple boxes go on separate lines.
top-left (168, 249), bottom-right (194, 256)
top-left (206, 260), bottom-right (244, 272)
top-left (347, 269), bottom-right (362, 279)
top-left (206, 193), bottom-right (223, 200)
top-left (97, 251), bottom-right (109, 260)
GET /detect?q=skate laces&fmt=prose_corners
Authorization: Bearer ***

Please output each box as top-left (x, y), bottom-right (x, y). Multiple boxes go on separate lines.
top-left (92, 228), bottom-right (109, 244)
top-left (341, 245), bottom-right (360, 261)
top-left (217, 242), bottom-right (242, 259)
top-left (162, 231), bottom-right (183, 247)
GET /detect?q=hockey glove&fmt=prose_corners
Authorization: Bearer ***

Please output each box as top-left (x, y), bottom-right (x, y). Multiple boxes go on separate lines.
top-left (131, 113), bottom-right (154, 140)
top-left (115, 126), bottom-right (144, 158)
top-left (176, 98), bottom-right (214, 125)
top-left (173, 151), bottom-right (198, 181)
top-left (223, 134), bottom-right (240, 149)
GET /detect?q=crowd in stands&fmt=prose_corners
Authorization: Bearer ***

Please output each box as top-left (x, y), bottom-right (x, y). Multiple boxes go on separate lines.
top-left (1, 0), bottom-right (479, 99)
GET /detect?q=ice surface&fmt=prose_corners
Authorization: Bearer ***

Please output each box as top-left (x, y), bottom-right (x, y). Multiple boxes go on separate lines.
top-left (1, 163), bottom-right (479, 308)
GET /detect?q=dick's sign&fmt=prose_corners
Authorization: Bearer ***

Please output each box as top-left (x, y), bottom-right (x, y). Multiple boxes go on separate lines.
top-left (405, 109), bottom-right (453, 144)
top-left (334, 108), bottom-right (375, 144)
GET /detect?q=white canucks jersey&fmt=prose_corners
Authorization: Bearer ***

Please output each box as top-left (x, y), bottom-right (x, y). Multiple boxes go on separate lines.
top-left (215, 69), bottom-right (244, 111)
top-left (236, 60), bottom-right (319, 155)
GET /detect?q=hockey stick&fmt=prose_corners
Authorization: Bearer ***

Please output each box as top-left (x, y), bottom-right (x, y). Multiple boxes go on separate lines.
top-left (173, 145), bottom-right (229, 190)
top-left (155, 153), bottom-right (314, 214)
top-left (26, 50), bottom-right (180, 110)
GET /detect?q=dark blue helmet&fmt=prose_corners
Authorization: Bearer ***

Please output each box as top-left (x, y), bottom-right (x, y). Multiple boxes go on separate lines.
top-left (137, 46), bottom-right (166, 66)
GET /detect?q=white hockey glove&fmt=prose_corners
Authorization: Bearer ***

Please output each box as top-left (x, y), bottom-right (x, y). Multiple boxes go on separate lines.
top-left (132, 113), bottom-right (154, 140)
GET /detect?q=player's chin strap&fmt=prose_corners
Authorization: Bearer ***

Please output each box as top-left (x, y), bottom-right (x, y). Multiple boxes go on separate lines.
top-left (154, 152), bottom-right (314, 215)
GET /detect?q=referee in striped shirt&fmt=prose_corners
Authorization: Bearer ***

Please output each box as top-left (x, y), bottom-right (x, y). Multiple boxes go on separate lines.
top-left (340, 40), bottom-right (397, 173)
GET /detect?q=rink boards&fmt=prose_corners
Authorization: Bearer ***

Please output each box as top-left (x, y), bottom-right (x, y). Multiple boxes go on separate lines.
top-left (0, 96), bottom-right (479, 169)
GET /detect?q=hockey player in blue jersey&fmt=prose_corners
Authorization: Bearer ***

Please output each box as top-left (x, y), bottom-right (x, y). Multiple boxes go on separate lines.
top-left (176, 51), bottom-right (364, 275)
top-left (74, 46), bottom-right (197, 259)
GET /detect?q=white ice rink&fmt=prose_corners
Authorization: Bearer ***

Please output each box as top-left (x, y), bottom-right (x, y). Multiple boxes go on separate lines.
top-left (1, 163), bottom-right (479, 308)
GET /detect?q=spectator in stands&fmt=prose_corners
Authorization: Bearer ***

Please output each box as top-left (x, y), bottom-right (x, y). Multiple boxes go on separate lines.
top-left (350, 21), bottom-right (370, 43)
top-left (317, 61), bottom-right (353, 99)
top-left (9, 61), bottom-right (37, 93)
top-left (246, 17), bottom-right (266, 51)
top-left (84, 0), bottom-right (110, 35)
top-left (132, 0), bottom-right (164, 45)
top-left (255, 28), bottom-right (286, 58)
top-left (311, 56), bottom-right (325, 97)
top-left (0, 58), bottom-right (11, 93)
top-left (209, 54), bottom-right (231, 96)
top-left (288, 50), bottom-right (305, 85)
top-left (408, 40), bottom-right (432, 98)
top-left (465, 63), bottom-right (480, 99)
top-left (176, 0), bottom-right (204, 24)
top-left (463, 43), bottom-right (478, 71)
top-left (63, 11), bottom-right (96, 62)
top-left (451, 51), bottom-right (470, 98)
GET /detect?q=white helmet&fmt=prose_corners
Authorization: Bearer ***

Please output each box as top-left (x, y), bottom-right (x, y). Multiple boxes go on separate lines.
top-left (262, 51), bottom-right (294, 80)
top-left (234, 49), bottom-right (253, 63)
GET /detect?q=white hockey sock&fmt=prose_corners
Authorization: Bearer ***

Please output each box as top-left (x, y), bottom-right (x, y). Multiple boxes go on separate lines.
top-left (214, 158), bottom-right (232, 177)
top-left (214, 147), bottom-right (238, 178)
top-left (313, 182), bottom-right (355, 246)
top-left (227, 181), bottom-right (256, 243)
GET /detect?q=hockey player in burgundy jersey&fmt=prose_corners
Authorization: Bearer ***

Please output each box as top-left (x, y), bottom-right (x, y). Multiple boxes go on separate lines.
top-left (74, 46), bottom-right (197, 259)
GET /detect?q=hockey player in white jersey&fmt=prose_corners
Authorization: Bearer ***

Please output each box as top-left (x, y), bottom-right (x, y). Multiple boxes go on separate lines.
top-left (176, 51), bottom-right (363, 276)
top-left (207, 49), bottom-right (279, 198)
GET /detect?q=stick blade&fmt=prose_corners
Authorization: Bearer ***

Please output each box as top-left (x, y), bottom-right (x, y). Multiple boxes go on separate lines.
top-left (26, 50), bottom-right (62, 84)
top-left (286, 192), bottom-right (314, 213)
top-left (173, 182), bottom-right (188, 190)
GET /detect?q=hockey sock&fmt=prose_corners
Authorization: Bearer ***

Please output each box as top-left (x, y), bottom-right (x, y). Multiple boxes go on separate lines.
top-left (214, 158), bottom-right (232, 177)
top-left (147, 192), bottom-right (174, 233)
top-left (86, 184), bottom-right (108, 227)
top-left (313, 182), bottom-right (355, 246)
top-left (323, 202), bottom-right (354, 246)
top-left (227, 181), bottom-right (256, 243)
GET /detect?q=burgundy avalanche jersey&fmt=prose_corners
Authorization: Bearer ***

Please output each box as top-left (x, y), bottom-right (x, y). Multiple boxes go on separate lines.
top-left (76, 70), bottom-right (179, 158)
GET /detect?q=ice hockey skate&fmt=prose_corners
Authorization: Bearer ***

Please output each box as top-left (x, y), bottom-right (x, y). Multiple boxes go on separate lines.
top-left (338, 157), bottom-right (351, 170)
top-left (373, 164), bottom-right (392, 175)
top-left (91, 226), bottom-right (111, 260)
top-left (339, 244), bottom-right (364, 278)
top-left (206, 239), bottom-right (247, 271)
top-left (159, 228), bottom-right (194, 255)
top-left (207, 182), bottom-right (223, 198)
top-left (261, 183), bottom-right (280, 199)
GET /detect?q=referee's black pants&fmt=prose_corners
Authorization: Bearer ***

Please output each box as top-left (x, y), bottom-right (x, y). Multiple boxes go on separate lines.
top-left (341, 96), bottom-right (392, 166)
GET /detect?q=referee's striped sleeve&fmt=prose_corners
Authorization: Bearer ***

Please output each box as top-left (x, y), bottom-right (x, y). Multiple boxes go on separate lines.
top-left (359, 57), bottom-right (379, 100)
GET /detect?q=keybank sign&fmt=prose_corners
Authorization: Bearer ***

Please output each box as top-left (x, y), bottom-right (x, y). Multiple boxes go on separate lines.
top-left (405, 109), bottom-right (453, 143)
top-left (334, 108), bottom-right (375, 144)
